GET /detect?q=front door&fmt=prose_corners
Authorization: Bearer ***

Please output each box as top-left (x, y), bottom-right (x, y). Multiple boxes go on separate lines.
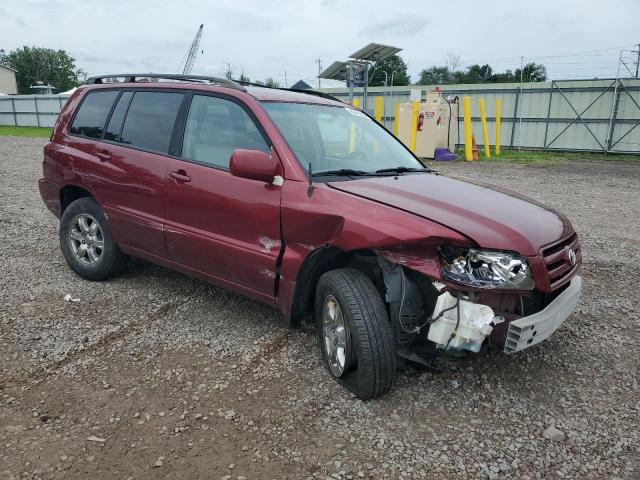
top-left (163, 93), bottom-right (281, 303)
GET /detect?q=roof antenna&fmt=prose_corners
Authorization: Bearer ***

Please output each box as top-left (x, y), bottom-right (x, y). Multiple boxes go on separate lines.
top-left (307, 162), bottom-right (315, 197)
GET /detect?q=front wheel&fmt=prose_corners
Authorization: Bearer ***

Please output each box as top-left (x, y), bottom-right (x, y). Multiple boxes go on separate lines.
top-left (316, 268), bottom-right (396, 399)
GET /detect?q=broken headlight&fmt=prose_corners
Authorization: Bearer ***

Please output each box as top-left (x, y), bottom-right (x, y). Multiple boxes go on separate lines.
top-left (440, 246), bottom-right (534, 290)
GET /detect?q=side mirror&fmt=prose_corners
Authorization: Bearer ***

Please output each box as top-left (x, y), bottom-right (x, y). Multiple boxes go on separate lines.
top-left (229, 149), bottom-right (278, 184)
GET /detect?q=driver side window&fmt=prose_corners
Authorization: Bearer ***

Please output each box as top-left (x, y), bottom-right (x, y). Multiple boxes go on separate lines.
top-left (181, 95), bottom-right (270, 169)
top-left (317, 110), bottom-right (378, 164)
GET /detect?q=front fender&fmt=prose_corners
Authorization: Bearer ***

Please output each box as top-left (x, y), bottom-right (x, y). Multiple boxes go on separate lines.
top-left (276, 181), bottom-right (472, 324)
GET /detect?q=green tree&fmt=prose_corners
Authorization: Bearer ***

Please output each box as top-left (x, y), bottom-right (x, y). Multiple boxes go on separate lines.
top-left (514, 63), bottom-right (547, 82)
top-left (263, 77), bottom-right (281, 88)
top-left (0, 46), bottom-right (83, 93)
top-left (457, 64), bottom-right (494, 83)
top-left (223, 62), bottom-right (235, 80)
top-left (490, 69), bottom-right (517, 83)
top-left (225, 63), bottom-right (250, 83)
top-left (368, 54), bottom-right (410, 86)
top-left (417, 66), bottom-right (454, 85)
top-left (414, 62), bottom-right (547, 85)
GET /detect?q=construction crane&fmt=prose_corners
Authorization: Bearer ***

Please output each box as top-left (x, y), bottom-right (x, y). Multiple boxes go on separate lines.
top-left (178, 24), bottom-right (204, 75)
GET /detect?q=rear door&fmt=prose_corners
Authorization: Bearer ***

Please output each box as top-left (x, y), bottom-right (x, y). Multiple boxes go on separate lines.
top-left (85, 89), bottom-right (185, 258)
top-left (163, 93), bottom-right (282, 303)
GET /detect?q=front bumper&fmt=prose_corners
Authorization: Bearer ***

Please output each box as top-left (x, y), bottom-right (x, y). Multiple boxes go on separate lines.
top-left (504, 275), bottom-right (582, 353)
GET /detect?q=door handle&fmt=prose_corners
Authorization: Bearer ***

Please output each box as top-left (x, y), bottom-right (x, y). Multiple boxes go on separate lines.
top-left (96, 150), bottom-right (111, 162)
top-left (169, 170), bottom-right (191, 183)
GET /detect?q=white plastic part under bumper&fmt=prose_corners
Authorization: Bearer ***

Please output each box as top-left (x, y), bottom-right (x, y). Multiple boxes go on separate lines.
top-left (504, 275), bottom-right (582, 354)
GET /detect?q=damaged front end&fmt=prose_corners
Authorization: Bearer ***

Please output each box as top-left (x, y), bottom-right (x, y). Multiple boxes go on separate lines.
top-left (377, 243), bottom-right (581, 358)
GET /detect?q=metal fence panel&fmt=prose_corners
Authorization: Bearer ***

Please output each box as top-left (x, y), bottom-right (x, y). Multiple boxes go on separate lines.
top-left (0, 94), bottom-right (70, 129)
top-left (322, 78), bottom-right (640, 154)
top-left (15, 113), bottom-right (39, 127)
top-left (1, 81), bottom-right (639, 153)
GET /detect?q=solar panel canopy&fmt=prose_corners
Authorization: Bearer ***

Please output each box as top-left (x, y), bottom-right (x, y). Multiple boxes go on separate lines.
top-left (349, 43), bottom-right (402, 62)
top-left (319, 61), bottom-right (366, 80)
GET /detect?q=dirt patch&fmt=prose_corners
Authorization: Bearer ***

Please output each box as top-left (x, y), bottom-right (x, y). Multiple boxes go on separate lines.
top-left (1, 137), bottom-right (638, 479)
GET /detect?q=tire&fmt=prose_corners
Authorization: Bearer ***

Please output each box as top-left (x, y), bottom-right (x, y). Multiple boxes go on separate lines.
top-left (316, 268), bottom-right (396, 399)
top-left (59, 197), bottom-right (126, 281)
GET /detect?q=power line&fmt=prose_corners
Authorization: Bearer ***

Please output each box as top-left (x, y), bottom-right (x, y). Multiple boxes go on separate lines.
top-left (208, 44), bottom-right (639, 87)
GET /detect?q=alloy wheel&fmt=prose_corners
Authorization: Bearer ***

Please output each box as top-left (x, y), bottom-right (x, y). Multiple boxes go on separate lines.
top-left (322, 294), bottom-right (350, 377)
top-left (69, 214), bottom-right (104, 266)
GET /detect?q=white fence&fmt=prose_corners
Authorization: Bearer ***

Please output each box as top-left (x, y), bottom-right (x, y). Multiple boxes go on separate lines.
top-left (0, 94), bottom-right (71, 128)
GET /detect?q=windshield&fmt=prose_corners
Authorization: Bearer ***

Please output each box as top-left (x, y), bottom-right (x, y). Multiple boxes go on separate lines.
top-left (261, 102), bottom-right (424, 175)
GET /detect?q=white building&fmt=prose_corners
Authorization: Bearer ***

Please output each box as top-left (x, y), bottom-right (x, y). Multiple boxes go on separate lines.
top-left (0, 65), bottom-right (18, 95)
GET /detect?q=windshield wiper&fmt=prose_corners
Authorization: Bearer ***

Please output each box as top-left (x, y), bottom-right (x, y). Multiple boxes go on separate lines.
top-left (374, 166), bottom-right (432, 174)
top-left (312, 168), bottom-right (371, 177)
top-left (312, 167), bottom-right (432, 178)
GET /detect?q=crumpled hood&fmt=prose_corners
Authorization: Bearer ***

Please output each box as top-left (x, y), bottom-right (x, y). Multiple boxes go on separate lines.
top-left (327, 173), bottom-right (573, 256)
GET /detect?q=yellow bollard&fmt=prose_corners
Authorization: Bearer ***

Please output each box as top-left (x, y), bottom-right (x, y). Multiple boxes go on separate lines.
top-left (495, 98), bottom-right (501, 155)
top-left (393, 102), bottom-right (400, 137)
top-left (479, 98), bottom-right (490, 159)
top-left (349, 98), bottom-right (359, 153)
top-left (409, 101), bottom-right (420, 153)
top-left (374, 96), bottom-right (383, 123)
top-left (463, 96), bottom-right (473, 161)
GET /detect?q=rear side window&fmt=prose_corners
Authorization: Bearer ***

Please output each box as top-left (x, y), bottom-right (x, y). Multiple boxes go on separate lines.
top-left (120, 91), bottom-right (184, 154)
top-left (104, 91), bottom-right (133, 142)
top-left (181, 95), bottom-right (269, 169)
top-left (70, 90), bottom-right (119, 139)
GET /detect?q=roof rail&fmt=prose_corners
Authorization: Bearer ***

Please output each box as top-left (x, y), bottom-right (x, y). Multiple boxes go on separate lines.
top-left (235, 79), bottom-right (341, 102)
top-left (84, 74), bottom-right (246, 92)
top-left (287, 88), bottom-right (341, 102)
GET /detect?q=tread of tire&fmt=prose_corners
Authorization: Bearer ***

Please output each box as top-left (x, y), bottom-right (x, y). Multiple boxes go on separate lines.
top-left (319, 268), bottom-right (396, 399)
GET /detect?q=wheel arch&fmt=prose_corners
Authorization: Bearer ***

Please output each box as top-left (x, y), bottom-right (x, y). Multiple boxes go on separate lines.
top-left (59, 184), bottom-right (96, 214)
top-left (288, 246), bottom-right (385, 328)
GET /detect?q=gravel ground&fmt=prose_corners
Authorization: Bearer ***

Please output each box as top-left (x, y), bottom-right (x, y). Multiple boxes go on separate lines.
top-left (0, 136), bottom-right (638, 480)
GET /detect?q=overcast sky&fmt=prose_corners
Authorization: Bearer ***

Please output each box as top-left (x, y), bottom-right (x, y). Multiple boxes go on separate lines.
top-left (2, 0), bottom-right (639, 86)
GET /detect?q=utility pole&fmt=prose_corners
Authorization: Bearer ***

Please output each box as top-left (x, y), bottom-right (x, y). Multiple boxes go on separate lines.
top-left (635, 43), bottom-right (639, 78)
top-left (348, 62), bottom-right (354, 103)
top-left (284, 70), bottom-right (288, 87)
top-left (316, 59), bottom-right (322, 88)
top-left (518, 55), bottom-right (524, 152)
top-left (606, 49), bottom-right (624, 153)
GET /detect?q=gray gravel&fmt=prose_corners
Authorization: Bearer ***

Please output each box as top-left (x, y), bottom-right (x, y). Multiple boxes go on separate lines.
top-left (1, 136), bottom-right (638, 479)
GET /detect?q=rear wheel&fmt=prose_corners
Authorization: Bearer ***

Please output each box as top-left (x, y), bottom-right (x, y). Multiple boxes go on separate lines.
top-left (59, 197), bottom-right (126, 281)
top-left (316, 268), bottom-right (396, 399)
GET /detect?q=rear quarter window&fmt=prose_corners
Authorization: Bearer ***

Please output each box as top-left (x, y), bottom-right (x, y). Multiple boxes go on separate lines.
top-left (70, 90), bottom-right (119, 139)
top-left (119, 91), bottom-right (184, 154)
top-left (104, 91), bottom-right (133, 142)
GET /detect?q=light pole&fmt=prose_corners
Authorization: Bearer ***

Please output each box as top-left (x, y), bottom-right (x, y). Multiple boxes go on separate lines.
top-left (382, 71), bottom-right (388, 123)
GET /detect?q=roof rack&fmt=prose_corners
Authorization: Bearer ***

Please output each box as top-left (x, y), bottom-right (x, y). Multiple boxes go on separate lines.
top-left (234, 79), bottom-right (341, 102)
top-left (84, 74), bottom-right (246, 92)
top-left (287, 88), bottom-right (341, 102)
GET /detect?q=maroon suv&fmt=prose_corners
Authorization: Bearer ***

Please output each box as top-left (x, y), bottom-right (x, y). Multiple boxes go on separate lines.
top-left (39, 74), bottom-right (582, 399)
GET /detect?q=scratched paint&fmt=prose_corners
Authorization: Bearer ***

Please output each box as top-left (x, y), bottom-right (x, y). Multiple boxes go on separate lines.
top-left (259, 235), bottom-right (275, 253)
top-left (261, 268), bottom-right (276, 279)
